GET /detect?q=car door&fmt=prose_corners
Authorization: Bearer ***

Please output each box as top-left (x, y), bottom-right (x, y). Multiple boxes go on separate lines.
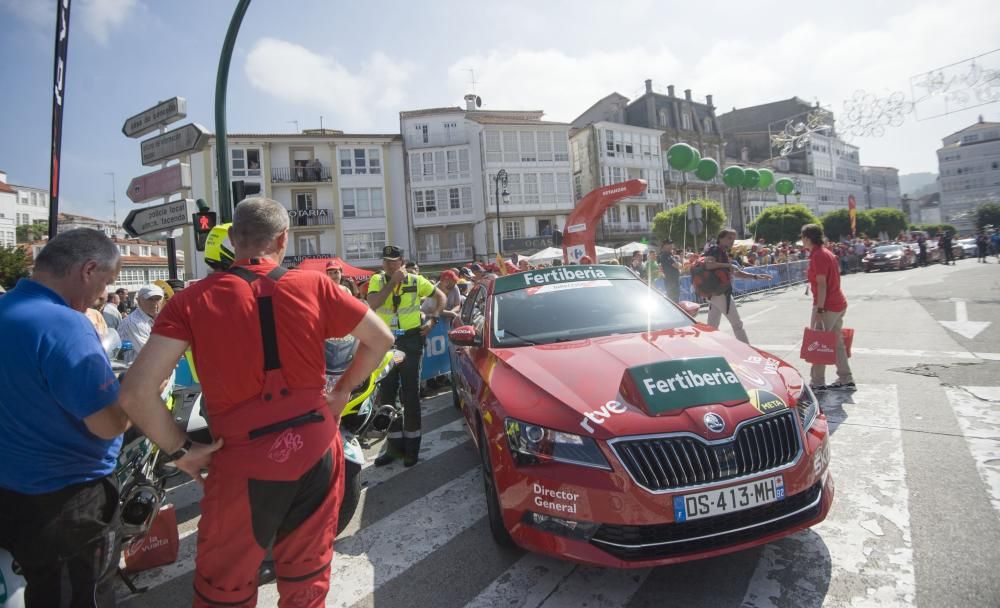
top-left (452, 285), bottom-right (488, 437)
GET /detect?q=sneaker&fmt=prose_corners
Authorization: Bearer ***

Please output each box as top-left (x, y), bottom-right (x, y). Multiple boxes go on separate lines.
top-left (373, 451), bottom-right (398, 467)
top-left (827, 382), bottom-right (856, 391)
top-left (810, 384), bottom-right (829, 391)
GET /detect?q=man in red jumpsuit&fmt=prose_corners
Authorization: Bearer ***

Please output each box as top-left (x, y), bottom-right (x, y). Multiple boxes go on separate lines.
top-left (119, 197), bottom-right (393, 607)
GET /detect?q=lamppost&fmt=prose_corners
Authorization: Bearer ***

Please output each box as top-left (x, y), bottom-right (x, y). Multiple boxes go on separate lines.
top-left (494, 169), bottom-right (510, 256)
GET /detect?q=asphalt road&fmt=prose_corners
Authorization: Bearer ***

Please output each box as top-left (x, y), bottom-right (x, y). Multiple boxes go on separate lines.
top-left (120, 256), bottom-right (1000, 607)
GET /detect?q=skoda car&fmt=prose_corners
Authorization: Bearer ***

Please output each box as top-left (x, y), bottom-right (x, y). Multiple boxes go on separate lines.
top-left (863, 244), bottom-right (916, 272)
top-left (448, 265), bottom-right (833, 568)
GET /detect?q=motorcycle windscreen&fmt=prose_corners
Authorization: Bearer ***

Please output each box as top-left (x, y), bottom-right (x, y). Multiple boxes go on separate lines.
top-left (325, 336), bottom-right (359, 374)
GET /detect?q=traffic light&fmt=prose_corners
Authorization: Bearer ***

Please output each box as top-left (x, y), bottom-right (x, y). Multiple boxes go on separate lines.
top-left (552, 229), bottom-right (563, 247)
top-left (232, 180), bottom-right (262, 206)
top-left (193, 211), bottom-right (217, 251)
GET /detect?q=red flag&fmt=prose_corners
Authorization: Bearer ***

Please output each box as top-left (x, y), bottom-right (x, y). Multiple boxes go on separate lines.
top-left (848, 195), bottom-right (857, 237)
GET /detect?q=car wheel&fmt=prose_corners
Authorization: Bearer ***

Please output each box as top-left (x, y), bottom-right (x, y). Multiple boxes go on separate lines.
top-left (864, 268), bottom-right (871, 273)
top-left (337, 459), bottom-right (362, 535)
top-left (450, 371), bottom-right (461, 410)
top-left (478, 418), bottom-right (516, 548)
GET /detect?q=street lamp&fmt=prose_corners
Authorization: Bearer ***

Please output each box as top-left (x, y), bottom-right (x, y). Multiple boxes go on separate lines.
top-left (494, 169), bottom-right (510, 256)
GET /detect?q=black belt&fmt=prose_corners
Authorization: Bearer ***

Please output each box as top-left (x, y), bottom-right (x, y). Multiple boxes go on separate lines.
top-left (248, 410), bottom-right (324, 440)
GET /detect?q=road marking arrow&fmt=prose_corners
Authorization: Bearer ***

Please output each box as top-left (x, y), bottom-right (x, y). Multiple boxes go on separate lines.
top-left (939, 298), bottom-right (991, 340)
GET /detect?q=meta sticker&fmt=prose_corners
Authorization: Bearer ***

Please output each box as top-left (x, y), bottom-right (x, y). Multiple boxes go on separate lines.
top-left (748, 389), bottom-right (787, 415)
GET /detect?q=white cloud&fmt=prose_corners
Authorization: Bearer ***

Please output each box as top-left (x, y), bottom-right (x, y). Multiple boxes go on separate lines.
top-left (79, 0), bottom-right (136, 44)
top-left (0, 0), bottom-right (53, 28)
top-left (244, 38), bottom-right (414, 131)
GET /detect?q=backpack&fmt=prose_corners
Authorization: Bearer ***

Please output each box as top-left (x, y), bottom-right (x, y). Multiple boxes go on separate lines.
top-left (690, 255), bottom-right (732, 298)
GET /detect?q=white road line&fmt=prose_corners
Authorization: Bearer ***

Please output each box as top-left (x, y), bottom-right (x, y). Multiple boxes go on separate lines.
top-left (361, 417), bottom-right (469, 481)
top-left (742, 305), bottom-right (778, 322)
top-left (256, 470), bottom-right (484, 607)
top-left (946, 387), bottom-right (1000, 518)
top-left (755, 345), bottom-right (1000, 361)
top-left (741, 384), bottom-right (915, 607)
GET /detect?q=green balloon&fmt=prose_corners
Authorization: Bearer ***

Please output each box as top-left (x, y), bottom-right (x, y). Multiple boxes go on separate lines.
top-left (722, 166), bottom-right (745, 188)
top-left (667, 143), bottom-right (697, 171)
top-left (757, 169), bottom-right (774, 189)
top-left (742, 169), bottom-right (760, 189)
top-left (684, 147), bottom-right (701, 172)
top-left (775, 178), bottom-right (795, 196)
top-left (694, 158), bottom-right (719, 181)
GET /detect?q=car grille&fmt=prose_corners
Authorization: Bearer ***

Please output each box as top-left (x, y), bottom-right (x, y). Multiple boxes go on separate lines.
top-left (590, 482), bottom-right (823, 561)
top-left (610, 411), bottom-right (801, 492)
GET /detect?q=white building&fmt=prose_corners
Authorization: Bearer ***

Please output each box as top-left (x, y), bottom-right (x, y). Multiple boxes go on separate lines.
top-left (937, 118), bottom-right (1000, 232)
top-left (805, 133), bottom-right (864, 217)
top-left (400, 96), bottom-right (574, 262)
top-left (569, 121), bottom-right (667, 242)
top-left (11, 183), bottom-right (51, 228)
top-left (188, 130), bottom-right (407, 279)
top-left (861, 166), bottom-right (902, 210)
top-left (25, 237), bottom-right (184, 290)
top-left (57, 212), bottom-right (118, 238)
top-left (0, 172), bottom-right (16, 247)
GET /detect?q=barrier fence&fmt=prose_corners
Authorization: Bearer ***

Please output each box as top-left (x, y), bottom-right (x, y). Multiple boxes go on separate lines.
top-left (655, 259), bottom-right (811, 303)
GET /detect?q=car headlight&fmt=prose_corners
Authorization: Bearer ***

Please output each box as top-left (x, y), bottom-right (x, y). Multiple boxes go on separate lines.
top-left (504, 418), bottom-right (611, 470)
top-left (795, 384), bottom-right (820, 431)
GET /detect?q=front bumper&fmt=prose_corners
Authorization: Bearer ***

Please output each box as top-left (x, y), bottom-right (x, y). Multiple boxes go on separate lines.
top-left (492, 415), bottom-right (834, 568)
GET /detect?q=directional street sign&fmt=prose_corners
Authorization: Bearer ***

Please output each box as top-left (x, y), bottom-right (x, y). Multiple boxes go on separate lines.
top-left (122, 97), bottom-right (187, 138)
top-left (140, 123), bottom-right (209, 166)
top-left (127, 163), bottom-right (191, 203)
top-left (123, 199), bottom-right (195, 238)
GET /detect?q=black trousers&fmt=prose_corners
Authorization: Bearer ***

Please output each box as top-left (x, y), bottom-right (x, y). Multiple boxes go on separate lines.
top-left (665, 279), bottom-right (680, 303)
top-left (944, 247), bottom-right (954, 264)
top-left (379, 333), bottom-right (425, 434)
top-left (0, 476), bottom-right (121, 607)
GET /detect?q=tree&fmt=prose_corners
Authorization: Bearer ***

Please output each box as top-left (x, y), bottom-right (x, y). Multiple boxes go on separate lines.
top-left (975, 202), bottom-right (1000, 229)
top-left (821, 209), bottom-right (874, 241)
top-left (16, 221), bottom-right (48, 244)
top-left (746, 204), bottom-right (820, 243)
top-left (651, 199), bottom-right (726, 252)
top-left (863, 208), bottom-right (909, 239)
top-left (0, 245), bottom-right (30, 289)
top-left (912, 223), bottom-right (957, 237)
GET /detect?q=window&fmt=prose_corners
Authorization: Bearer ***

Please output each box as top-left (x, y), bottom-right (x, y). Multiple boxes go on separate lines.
top-left (503, 220), bottom-right (522, 239)
top-left (606, 129), bottom-right (615, 156)
top-left (606, 206), bottom-right (620, 223)
top-left (646, 206), bottom-right (657, 223)
top-left (538, 132), bottom-right (553, 161)
top-left (459, 149), bottom-right (470, 173)
top-left (553, 135), bottom-right (569, 162)
top-left (523, 174), bottom-right (539, 204)
top-left (451, 232), bottom-right (466, 251)
top-left (446, 150), bottom-right (458, 174)
top-left (148, 268), bottom-right (169, 281)
top-left (486, 131), bottom-right (502, 163)
top-left (538, 219), bottom-right (552, 236)
top-left (340, 148), bottom-right (379, 175)
top-left (414, 189), bottom-right (437, 213)
top-left (30, 192), bottom-right (37, 206)
top-left (503, 132), bottom-right (519, 163)
top-left (231, 148), bottom-right (260, 177)
top-left (344, 231), bottom-right (386, 260)
top-left (434, 151), bottom-right (446, 178)
top-left (119, 268), bottom-right (145, 284)
top-left (704, 118), bottom-right (712, 134)
top-left (416, 124), bottom-right (428, 144)
top-left (540, 173), bottom-right (555, 195)
top-left (140, 246), bottom-right (150, 257)
top-left (422, 152), bottom-right (433, 177)
top-left (342, 187), bottom-right (384, 218)
top-left (659, 110), bottom-right (669, 127)
top-left (421, 233), bottom-right (440, 255)
top-left (449, 188), bottom-right (461, 210)
top-left (20, 195), bottom-right (28, 206)
top-left (574, 174), bottom-right (583, 200)
top-left (368, 148), bottom-right (381, 174)
top-left (444, 121), bottom-right (459, 141)
top-left (519, 132), bottom-right (537, 162)
top-left (354, 149), bottom-right (367, 175)
top-left (118, 245), bottom-right (129, 256)
top-left (340, 149), bottom-right (353, 175)
top-left (297, 235), bottom-right (319, 255)
top-left (682, 113), bottom-right (692, 131)
top-left (627, 206), bottom-right (640, 223)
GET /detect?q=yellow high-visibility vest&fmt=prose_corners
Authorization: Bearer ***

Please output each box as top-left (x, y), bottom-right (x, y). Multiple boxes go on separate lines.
top-left (368, 272), bottom-right (434, 331)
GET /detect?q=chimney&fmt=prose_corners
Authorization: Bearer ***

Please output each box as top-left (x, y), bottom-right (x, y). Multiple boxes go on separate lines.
top-left (644, 79), bottom-right (653, 94)
top-left (684, 89), bottom-right (692, 101)
top-left (464, 94), bottom-right (479, 111)
top-left (667, 85), bottom-right (675, 97)
top-left (705, 94), bottom-right (714, 109)
top-left (0, 170), bottom-right (6, 184)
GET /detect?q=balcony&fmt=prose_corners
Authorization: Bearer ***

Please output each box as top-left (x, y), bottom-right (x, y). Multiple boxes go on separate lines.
top-left (413, 206), bottom-right (476, 224)
top-left (288, 208), bottom-right (335, 228)
top-left (416, 247), bottom-right (474, 264)
top-left (404, 132), bottom-right (469, 149)
top-left (272, 166), bottom-right (332, 184)
top-left (602, 221), bottom-right (652, 236)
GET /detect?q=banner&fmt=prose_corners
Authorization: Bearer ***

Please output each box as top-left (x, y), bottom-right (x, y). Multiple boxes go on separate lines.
top-left (47, 0), bottom-right (72, 238)
top-left (848, 194), bottom-right (857, 237)
top-left (561, 180), bottom-right (648, 264)
top-left (420, 320), bottom-right (452, 381)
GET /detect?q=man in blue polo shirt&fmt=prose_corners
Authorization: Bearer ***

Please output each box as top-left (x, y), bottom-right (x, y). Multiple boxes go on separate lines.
top-left (0, 228), bottom-right (130, 607)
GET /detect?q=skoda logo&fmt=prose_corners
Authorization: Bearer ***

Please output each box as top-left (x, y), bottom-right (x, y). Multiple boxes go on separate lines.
top-left (703, 412), bottom-right (726, 433)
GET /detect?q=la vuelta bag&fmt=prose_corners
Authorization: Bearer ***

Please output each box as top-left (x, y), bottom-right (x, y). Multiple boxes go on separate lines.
top-left (123, 504), bottom-right (179, 573)
top-left (842, 327), bottom-right (855, 358)
top-left (800, 324), bottom-right (838, 365)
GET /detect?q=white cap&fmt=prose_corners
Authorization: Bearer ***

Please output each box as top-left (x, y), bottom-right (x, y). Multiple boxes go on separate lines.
top-left (137, 284), bottom-right (165, 300)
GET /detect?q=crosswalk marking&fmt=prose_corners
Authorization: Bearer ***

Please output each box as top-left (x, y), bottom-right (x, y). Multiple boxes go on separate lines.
top-left (741, 384), bottom-right (916, 607)
top-left (256, 469), bottom-right (483, 607)
top-left (946, 386), bottom-right (1000, 518)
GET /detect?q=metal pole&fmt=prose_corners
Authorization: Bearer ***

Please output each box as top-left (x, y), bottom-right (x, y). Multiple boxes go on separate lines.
top-left (167, 239), bottom-right (178, 280)
top-left (495, 174), bottom-right (500, 257)
top-left (214, 0), bottom-right (253, 223)
top-left (106, 172), bottom-right (117, 229)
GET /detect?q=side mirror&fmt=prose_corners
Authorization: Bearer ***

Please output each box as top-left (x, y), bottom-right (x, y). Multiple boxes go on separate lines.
top-left (449, 325), bottom-right (481, 347)
top-left (679, 301), bottom-right (701, 317)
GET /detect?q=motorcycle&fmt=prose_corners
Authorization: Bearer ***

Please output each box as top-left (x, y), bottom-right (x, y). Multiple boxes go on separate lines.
top-left (0, 329), bottom-right (177, 607)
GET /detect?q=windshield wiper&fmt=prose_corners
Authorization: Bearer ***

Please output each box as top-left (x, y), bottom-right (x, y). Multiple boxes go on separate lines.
top-left (496, 329), bottom-right (538, 345)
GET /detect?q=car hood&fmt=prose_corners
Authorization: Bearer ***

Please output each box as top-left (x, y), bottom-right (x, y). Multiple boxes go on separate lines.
top-left (489, 325), bottom-right (802, 439)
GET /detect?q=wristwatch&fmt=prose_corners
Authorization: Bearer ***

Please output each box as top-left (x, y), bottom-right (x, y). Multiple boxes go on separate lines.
top-left (163, 438), bottom-right (193, 463)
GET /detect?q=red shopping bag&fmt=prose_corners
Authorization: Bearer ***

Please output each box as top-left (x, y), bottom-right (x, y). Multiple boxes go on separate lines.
top-left (800, 326), bottom-right (838, 365)
top-left (123, 504), bottom-right (179, 573)
top-left (842, 328), bottom-right (854, 358)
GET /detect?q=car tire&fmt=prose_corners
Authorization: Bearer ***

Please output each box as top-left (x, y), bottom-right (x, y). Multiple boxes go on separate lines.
top-left (450, 371), bottom-right (461, 410)
top-left (478, 418), bottom-right (516, 548)
top-left (864, 268), bottom-right (871, 273)
top-left (337, 459), bottom-right (362, 535)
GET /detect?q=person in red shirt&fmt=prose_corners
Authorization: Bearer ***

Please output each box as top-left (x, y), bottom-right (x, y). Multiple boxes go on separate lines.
top-left (118, 198), bottom-right (393, 607)
top-left (801, 223), bottom-right (854, 391)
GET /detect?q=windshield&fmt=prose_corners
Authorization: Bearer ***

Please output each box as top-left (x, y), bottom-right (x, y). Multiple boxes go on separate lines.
top-left (491, 278), bottom-right (693, 346)
top-left (325, 336), bottom-right (358, 373)
top-left (874, 245), bottom-right (903, 254)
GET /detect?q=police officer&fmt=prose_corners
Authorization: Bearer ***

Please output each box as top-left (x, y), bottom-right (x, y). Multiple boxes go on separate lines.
top-left (368, 246), bottom-right (446, 466)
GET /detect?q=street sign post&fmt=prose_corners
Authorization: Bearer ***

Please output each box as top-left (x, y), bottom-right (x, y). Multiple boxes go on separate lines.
top-left (122, 97), bottom-right (187, 139)
top-left (123, 199), bottom-right (195, 238)
top-left (127, 163), bottom-right (191, 203)
top-left (140, 123), bottom-right (209, 166)
top-left (688, 218), bottom-right (705, 236)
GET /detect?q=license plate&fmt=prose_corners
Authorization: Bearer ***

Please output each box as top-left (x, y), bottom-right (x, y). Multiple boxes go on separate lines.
top-left (673, 476), bottom-right (784, 522)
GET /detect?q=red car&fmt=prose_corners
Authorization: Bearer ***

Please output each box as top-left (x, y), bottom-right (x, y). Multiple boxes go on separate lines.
top-left (448, 265), bottom-right (833, 568)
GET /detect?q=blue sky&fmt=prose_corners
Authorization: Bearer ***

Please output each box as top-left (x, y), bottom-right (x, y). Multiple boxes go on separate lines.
top-left (1, 0), bottom-right (997, 223)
